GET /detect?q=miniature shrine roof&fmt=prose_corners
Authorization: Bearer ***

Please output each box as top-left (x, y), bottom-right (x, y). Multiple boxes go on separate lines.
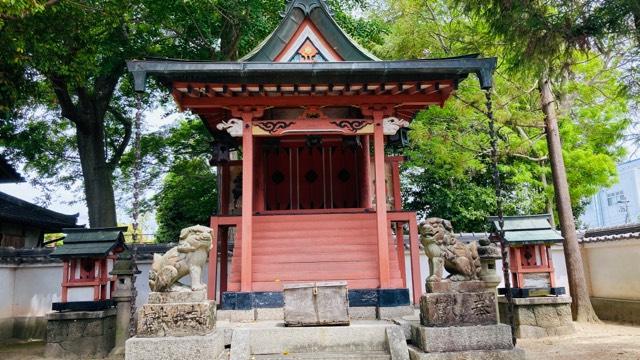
top-left (489, 214), bottom-right (564, 245)
top-left (0, 192), bottom-right (80, 232)
top-left (50, 227), bottom-right (127, 258)
top-left (0, 155), bottom-right (23, 183)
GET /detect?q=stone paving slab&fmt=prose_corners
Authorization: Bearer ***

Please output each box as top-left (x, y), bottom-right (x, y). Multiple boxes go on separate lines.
top-left (125, 330), bottom-right (224, 360)
top-left (408, 345), bottom-right (526, 360)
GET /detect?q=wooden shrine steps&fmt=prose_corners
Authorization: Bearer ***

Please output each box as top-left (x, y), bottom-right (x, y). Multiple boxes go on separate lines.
top-left (227, 213), bottom-right (404, 292)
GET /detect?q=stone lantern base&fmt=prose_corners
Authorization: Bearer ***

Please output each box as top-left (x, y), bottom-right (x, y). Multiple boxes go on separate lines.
top-left (498, 295), bottom-right (574, 338)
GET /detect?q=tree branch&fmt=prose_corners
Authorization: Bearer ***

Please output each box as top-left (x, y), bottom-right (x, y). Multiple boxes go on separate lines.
top-left (50, 76), bottom-right (85, 128)
top-left (106, 106), bottom-right (132, 169)
top-left (0, 0), bottom-right (59, 20)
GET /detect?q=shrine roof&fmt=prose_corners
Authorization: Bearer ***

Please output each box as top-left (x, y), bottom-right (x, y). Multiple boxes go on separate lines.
top-left (241, 0), bottom-right (378, 62)
top-left (0, 191), bottom-right (80, 232)
top-left (50, 227), bottom-right (128, 258)
top-left (0, 155), bottom-right (24, 183)
top-left (128, 55), bottom-right (497, 92)
top-left (489, 214), bottom-right (564, 245)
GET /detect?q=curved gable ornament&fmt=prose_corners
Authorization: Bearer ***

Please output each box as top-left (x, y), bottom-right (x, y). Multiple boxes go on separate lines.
top-left (217, 119), bottom-right (243, 137)
top-left (383, 117), bottom-right (410, 136)
top-left (285, 0), bottom-right (332, 16)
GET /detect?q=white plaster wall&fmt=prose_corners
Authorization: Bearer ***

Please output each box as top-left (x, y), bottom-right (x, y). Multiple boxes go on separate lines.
top-left (12, 264), bottom-right (62, 317)
top-left (583, 239), bottom-right (640, 300)
top-left (0, 266), bottom-right (16, 318)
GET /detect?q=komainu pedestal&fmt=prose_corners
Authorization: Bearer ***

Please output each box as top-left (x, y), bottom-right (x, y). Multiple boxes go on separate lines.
top-left (137, 290), bottom-right (216, 337)
top-left (125, 226), bottom-right (224, 360)
top-left (420, 281), bottom-right (497, 327)
top-left (410, 280), bottom-right (525, 360)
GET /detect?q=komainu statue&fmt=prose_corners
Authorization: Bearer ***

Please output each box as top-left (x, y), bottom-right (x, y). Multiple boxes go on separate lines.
top-left (149, 225), bottom-right (212, 292)
top-left (420, 218), bottom-right (481, 282)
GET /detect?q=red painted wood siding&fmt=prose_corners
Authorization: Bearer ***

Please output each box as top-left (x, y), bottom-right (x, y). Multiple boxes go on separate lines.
top-left (227, 213), bottom-right (404, 292)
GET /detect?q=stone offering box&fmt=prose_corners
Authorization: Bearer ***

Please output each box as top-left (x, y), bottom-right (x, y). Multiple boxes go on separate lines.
top-left (490, 215), bottom-right (566, 298)
top-left (283, 281), bottom-right (350, 326)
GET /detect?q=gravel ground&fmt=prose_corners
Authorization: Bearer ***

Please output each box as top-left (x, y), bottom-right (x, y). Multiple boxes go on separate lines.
top-left (1, 321), bottom-right (639, 359)
top-left (518, 321), bottom-right (640, 360)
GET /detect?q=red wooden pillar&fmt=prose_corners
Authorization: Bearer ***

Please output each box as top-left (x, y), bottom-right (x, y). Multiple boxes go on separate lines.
top-left (219, 227), bottom-right (229, 294)
top-left (361, 136), bottom-right (372, 209)
top-left (373, 111), bottom-right (391, 288)
top-left (390, 157), bottom-right (406, 287)
top-left (61, 261), bottom-right (69, 302)
top-left (220, 163), bottom-right (230, 215)
top-left (408, 216), bottom-right (422, 305)
top-left (240, 112), bottom-right (255, 292)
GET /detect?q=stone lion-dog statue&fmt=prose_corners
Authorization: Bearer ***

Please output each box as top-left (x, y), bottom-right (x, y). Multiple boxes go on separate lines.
top-left (149, 225), bottom-right (213, 292)
top-left (420, 218), bottom-right (481, 282)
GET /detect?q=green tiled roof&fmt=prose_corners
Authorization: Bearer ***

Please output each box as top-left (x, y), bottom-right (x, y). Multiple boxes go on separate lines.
top-left (50, 227), bottom-right (127, 258)
top-left (489, 215), bottom-right (564, 245)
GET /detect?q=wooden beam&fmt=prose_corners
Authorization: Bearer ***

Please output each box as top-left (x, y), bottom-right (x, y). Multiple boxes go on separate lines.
top-left (179, 93), bottom-right (443, 109)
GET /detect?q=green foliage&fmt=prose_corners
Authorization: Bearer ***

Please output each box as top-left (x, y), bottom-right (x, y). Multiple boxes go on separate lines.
top-left (374, 0), bottom-right (630, 231)
top-left (154, 158), bottom-right (217, 243)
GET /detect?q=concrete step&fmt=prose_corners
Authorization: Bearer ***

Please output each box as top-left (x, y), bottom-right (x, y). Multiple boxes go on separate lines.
top-left (254, 351), bottom-right (391, 359)
top-left (229, 322), bottom-right (409, 360)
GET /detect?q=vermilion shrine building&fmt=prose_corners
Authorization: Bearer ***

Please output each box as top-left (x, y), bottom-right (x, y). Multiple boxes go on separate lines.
top-left (128, 0), bottom-right (496, 309)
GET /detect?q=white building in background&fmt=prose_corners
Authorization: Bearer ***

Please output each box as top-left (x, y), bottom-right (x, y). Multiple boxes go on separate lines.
top-left (581, 158), bottom-right (640, 228)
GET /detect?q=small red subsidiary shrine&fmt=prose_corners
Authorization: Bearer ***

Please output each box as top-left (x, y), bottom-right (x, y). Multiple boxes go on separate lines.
top-left (128, 0), bottom-right (496, 309)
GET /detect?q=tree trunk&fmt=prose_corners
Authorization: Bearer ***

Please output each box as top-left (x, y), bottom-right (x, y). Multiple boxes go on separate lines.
top-left (539, 75), bottom-right (599, 323)
top-left (540, 170), bottom-right (555, 227)
top-left (76, 120), bottom-right (118, 228)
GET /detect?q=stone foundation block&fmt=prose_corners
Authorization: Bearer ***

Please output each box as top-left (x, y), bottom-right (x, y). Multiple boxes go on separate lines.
top-left (420, 291), bottom-right (497, 327)
top-left (378, 305), bottom-right (415, 320)
top-left (408, 345), bottom-right (525, 360)
top-left (217, 309), bottom-right (254, 322)
top-left (256, 307), bottom-right (284, 320)
top-left (349, 306), bottom-right (377, 320)
top-left (125, 330), bottom-right (224, 360)
top-left (411, 324), bottom-right (513, 353)
top-left (137, 300), bottom-right (216, 337)
top-left (45, 309), bottom-right (116, 359)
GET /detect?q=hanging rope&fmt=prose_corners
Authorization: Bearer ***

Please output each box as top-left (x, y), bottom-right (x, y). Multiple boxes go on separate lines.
top-left (129, 93), bottom-right (144, 337)
top-left (486, 89), bottom-right (516, 346)
top-left (132, 94), bottom-right (143, 244)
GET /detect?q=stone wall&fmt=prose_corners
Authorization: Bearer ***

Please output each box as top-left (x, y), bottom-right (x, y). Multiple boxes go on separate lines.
top-left (45, 309), bottom-right (116, 358)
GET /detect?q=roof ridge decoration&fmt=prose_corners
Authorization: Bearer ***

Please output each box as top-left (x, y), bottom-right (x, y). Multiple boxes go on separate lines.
top-left (284, 0), bottom-right (332, 17)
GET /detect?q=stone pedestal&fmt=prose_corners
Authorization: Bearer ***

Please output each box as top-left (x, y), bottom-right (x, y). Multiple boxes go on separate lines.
top-left (126, 290), bottom-right (224, 360)
top-left (45, 308), bottom-right (116, 359)
top-left (420, 281), bottom-right (497, 327)
top-left (137, 290), bottom-right (216, 337)
top-left (498, 295), bottom-right (574, 338)
top-left (411, 281), bottom-right (525, 360)
top-left (283, 281), bottom-right (350, 326)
